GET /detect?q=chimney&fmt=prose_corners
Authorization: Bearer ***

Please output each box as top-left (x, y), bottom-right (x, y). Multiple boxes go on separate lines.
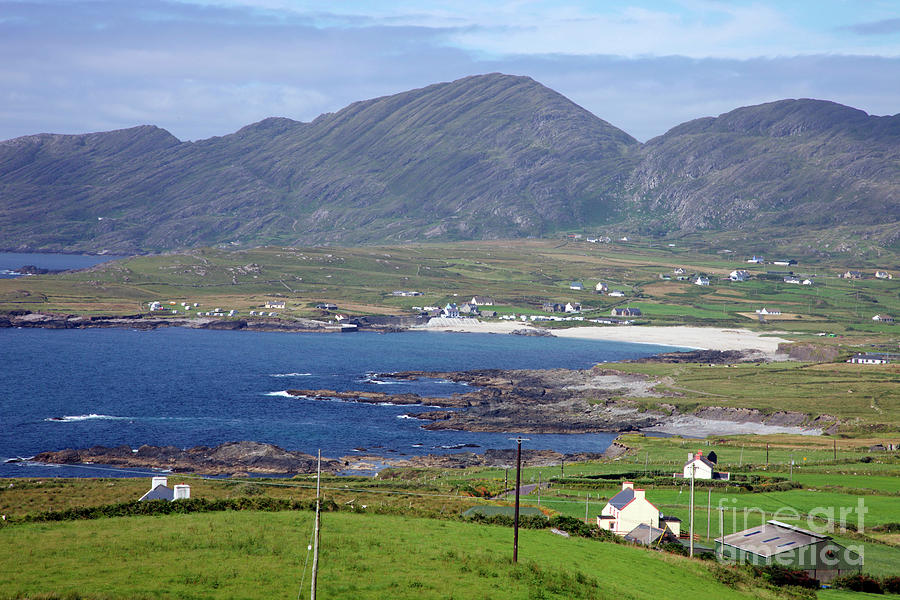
top-left (634, 489), bottom-right (645, 501)
top-left (151, 476), bottom-right (168, 489)
top-left (173, 484), bottom-right (190, 500)
top-left (622, 481), bottom-right (634, 490)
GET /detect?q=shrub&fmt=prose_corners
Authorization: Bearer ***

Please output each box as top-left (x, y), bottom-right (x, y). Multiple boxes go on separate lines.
top-left (882, 576), bottom-right (900, 594)
top-left (832, 573), bottom-right (883, 594)
top-left (755, 565), bottom-right (819, 590)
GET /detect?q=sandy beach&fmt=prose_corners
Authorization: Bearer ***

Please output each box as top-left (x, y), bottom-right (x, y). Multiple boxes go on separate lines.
top-left (415, 318), bottom-right (790, 354)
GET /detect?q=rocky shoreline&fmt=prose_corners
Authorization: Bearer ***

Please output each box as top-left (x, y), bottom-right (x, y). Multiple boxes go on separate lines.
top-left (24, 440), bottom-right (625, 476)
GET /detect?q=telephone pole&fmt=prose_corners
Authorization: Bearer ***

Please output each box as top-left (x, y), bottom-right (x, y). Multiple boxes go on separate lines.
top-left (511, 437), bottom-right (529, 563)
top-left (311, 450), bottom-right (321, 600)
top-left (689, 462), bottom-right (695, 558)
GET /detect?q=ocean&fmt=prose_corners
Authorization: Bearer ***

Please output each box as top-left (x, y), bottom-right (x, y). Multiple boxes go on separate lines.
top-left (0, 251), bottom-right (681, 478)
top-left (0, 327), bottom-right (682, 477)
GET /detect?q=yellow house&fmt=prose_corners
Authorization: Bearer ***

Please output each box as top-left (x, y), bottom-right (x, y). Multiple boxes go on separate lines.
top-left (597, 481), bottom-right (681, 537)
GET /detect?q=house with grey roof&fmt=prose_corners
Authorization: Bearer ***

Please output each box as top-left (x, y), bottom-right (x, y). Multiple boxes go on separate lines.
top-left (597, 481), bottom-right (681, 537)
top-left (716, 520), bottom-right (861, 583)
top-left (623, 523), bottom-right (680, 546)
top-left (138, 477), bottom-right (190, 502)
top-left (677, 451), bottom-right (729, 480)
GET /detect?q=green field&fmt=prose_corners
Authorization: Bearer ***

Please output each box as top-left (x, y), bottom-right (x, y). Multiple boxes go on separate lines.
top-left (0, 509), bottom-right (813, 600)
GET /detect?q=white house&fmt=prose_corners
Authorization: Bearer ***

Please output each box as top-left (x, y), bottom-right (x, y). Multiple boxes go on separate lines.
top-left (875, 271), bottom-right (893, 280)
top-left (872, 315), bottom-right (894, 323)
top-left (148, 301), bottom-right (163, 311)
top-left (729, 270), bottom-right (750, 282)
top-left (784, 277), bottom-right (801, 285)
top-left (673, 268), bottom-right (686, 275)
top-left (608, 290), bottom-right (625, 297)
top-left (695, 276), bottom-right (710, 286)
top-left (848, 353), bottom-right (892, 364)
top-left (597, 481), bottom-right (681, 537)
top-left (755, 307), bottom-right (781, 315)
top-left (470, 296), bottom-right (495, 306)
top-left (265, 300), bottom-right (286, 309)
top-left (138, 477), bottom-right (190, 502)
top-left (442, 303), bottom-right (460, 318)
top-left (595, 282), bottom-right (608, 294)
top-left (747, 256), bottom-right (765, 264)
top-left (570, 281), bottom-right (584, 291)
top-left (564, 302), bottom-right (581, 313)
top-left (802, 279), bottom-right (813, 285)
top-left (678, 451), bottom-right (729, 480)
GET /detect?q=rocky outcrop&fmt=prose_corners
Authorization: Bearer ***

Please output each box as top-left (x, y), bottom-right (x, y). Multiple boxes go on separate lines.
top-left (0, 311), bottom-right (330, 332)
top-left (31, 441), bottom-right (340, 475)
top-left (290, 368), bottom-right (669, 433)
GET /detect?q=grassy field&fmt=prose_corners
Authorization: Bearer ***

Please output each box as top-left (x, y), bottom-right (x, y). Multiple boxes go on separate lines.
top-left (1, 239), bottom-right (897, 344)
top-left (0, 509), bottom-right (810, 600)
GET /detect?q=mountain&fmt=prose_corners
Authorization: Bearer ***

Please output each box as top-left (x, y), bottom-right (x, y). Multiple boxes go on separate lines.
top-left (0, 74), bottom-right (897, 253)
top-left (625, 99), bottom-right (900, 233)
top-left (0, 74), bottom-right (638, 253)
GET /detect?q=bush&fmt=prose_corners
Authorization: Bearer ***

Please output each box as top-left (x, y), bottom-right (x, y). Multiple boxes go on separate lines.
top-left (882, 576), bottom-right (900, 594)
top-left (832, 573), bottom-right (883, 594)
top-left (755, 565), bottom-right (819, 589)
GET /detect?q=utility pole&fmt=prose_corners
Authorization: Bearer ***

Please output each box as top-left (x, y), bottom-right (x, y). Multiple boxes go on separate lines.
top-left (584, 493), bottom-right (589, 523)
top-left (739, 445), bottom-right (744, 467)
top-left (537, 472), bottom-right (541, 508)
top-left (560, 457), bottom-right (565, 478)
top-left (707, 488), bottom-right (711, 540)
top-left (833, 439), bottom-right (837, 462)
top-left (790, 452), bottom-right (794, 481)
top-left (511, 437), bottom-right (529, 563)
top-left (505, 468), bottom-right (509, 492)
top-left (766, 443), bottom-right (769, 467)
top-left (311, 450), bottom-right (321, 600)
top-left (689, 462), bottom-right (695, 558)
top-left (644, 452), bottom-right (649, 477)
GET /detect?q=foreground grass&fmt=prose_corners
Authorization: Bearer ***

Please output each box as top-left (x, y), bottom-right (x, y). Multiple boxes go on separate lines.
top-left (0, 510), bottom-right (788, 600)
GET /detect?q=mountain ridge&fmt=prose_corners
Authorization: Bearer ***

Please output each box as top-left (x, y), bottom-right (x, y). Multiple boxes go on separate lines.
top-left (0, 73), bottom-right (897, 253)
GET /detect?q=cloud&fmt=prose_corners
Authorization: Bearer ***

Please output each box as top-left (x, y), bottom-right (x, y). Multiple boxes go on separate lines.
top-left (0, 1), bottom-right (897, 143)
top-left (842, 18), bottom-right (900, 36)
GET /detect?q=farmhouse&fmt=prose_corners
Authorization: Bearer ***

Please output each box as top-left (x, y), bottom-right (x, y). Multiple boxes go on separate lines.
top-left (569, 281), bottom-right (584, 291)
top-left (595, 282), bottom-right (608, 293)
top-left (470, 296), bottom-right (494, 306)
top-left (138, 477), bottom-right (190, 502)
top-left (872, 315), bottom-right (895, 323)
top-left (729, 270), bottom-right (750, 282)
top-left (747, 256), bottom-right (764, 264)
top-left (542, 302), bottom-right (564, 313)
top-left (716, 520), bottom-right (861, 583)
top-left (695, 276), bottom-right (710, 286)
top-left (564, 302), bottom-right (581, 313)
top-left (755, 307), bottom-right (781, 315)
top-left (875, 271), bottom-right (893, 279)
top-left (459, 302), bottom-right (480, 315)
top-left (677, 451), bottom-right (729, 480)
top-left (608, 290), bottom-right (625, 297)
top-left (597, 481), bottom-right (681, 537)
top-left (442, 303), bottom-right (460, 318)
top-left (611, 307), bottom-right (641, 317)
top-left (265, 300), bottom-right (286, 309)
top-left (848, 353), bottom-right (893, 364)
top-left (841, 270), bottom-right (863, 279)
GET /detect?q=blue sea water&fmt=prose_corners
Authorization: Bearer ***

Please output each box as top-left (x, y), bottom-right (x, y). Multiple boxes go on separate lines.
top-left (0, 251), bottom-right (128, 279)
top-left (0, 327), bottom-right (684, 477)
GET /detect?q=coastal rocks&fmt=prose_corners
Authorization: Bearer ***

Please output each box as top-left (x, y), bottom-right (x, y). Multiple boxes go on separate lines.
top-left (631, 349), bottom-right (751, 363)
top-left (32, 441), bottom-right (340, 475)
top-left (510, 328), bottom-right (554, 337)
top-left (370, 449), bottom-right (608, 470)
top-left (307, 368), bottom-right (671, 434)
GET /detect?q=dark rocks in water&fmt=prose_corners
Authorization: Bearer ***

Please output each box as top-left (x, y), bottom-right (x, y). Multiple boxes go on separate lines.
top-left (32, 441), bottom-right (340, 475)
top-left (510, 328), bottom-right (554, 337)
top-left (15, 265), bottom-right (63, 275)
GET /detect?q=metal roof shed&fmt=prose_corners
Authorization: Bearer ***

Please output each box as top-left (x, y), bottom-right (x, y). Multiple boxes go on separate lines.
top-left (716, 520), bottom-right (861, 583)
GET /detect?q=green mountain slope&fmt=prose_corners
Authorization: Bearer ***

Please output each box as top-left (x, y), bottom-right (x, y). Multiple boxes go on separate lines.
top-left (625, 99), bottom-right (900, 232)
top-left (0, 74), bottom-right (638, 253)
top-left (0, 74), bottom-right (897, 253)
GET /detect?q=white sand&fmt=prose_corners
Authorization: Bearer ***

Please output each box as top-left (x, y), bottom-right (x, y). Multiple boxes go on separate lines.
top-left (415, 319), bottom-right (790, 354)
top-left (553, 325), bottom-right (790, 353)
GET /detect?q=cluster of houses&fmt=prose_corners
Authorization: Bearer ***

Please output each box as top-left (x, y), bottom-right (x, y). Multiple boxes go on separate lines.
top-left (147, 300), bottom-right (239, 317)
top-left (593, 452), bottom-right (860, 583)
top-left (842, 270), bottom-right (893, 280)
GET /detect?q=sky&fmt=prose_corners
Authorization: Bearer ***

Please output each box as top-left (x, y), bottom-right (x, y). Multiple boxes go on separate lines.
top-left (1, 0), bottom-right (898, 142)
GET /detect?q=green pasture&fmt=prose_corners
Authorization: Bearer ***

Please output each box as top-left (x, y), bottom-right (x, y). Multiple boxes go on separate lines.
top-left (2, 239), bottom-right (897, 342)
top-left (0, 510), bottom-right (788, 600)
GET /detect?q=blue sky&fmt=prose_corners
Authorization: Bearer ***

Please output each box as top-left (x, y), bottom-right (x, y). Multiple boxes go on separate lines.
top-left (1, 0), bottom-right (898, 142)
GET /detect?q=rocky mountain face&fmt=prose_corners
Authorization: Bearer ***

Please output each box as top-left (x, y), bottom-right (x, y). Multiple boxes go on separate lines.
top-left (625, 99), bottom-right (900, 233)
top-left (0, 74), bottom-right (896, 253)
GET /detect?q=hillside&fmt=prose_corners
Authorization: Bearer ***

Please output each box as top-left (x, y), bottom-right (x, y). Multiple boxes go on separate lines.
top-left (0, 74), bottom-right (638, 253)
top-left (625, 99), bottom-right (900, 233)
top-left (0, 74), bottom-right (897, 253)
